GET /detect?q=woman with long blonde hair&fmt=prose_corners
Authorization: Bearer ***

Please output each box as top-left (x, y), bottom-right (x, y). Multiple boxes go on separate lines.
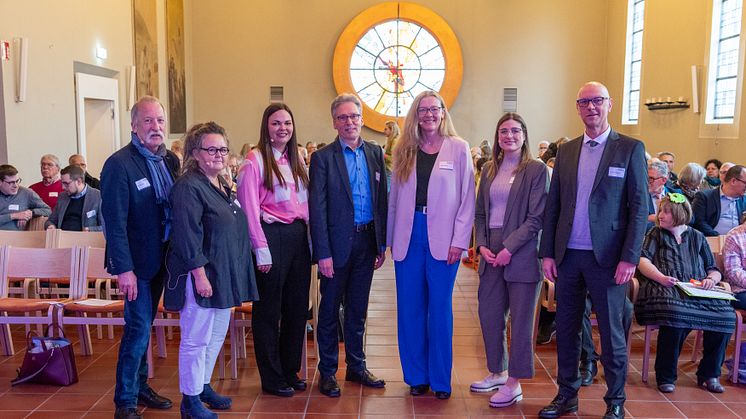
top-left (387, 90), bottom-right (475, 399)
top-left (383, 120), bottom-right (400, 178)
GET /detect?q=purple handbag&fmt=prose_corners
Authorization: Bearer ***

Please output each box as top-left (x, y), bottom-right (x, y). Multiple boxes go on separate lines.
top-left (11, 328), bottom-right (78, 386)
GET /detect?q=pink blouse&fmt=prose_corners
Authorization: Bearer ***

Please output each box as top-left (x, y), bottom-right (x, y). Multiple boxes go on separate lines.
top-left (237, 148), bottom-right (309, 266)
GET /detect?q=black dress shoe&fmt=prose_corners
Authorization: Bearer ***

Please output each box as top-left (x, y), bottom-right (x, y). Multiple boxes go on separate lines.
top-left (288, 378), bottom-right (307, 391)
top-left (410, 384), bottom-right (429, 396)
top-left (434, 391), bottom-right (450, 399)
top-left (603, 404), bottom-right (625, 419)
top-left (319, 375), bottom-right (341, 397)
top-left (345, 368), bottom-right (386, 388)
top-left (262, 384), bottom-right (295, 397)
top-left (137, 387), bottom-right (173, 409)
top-left (538, 394), bottom-right (579, 419)
top-left (697, 376), bottom-right (725, 393)
top-left (579, 360), bottom-right (598, 387)
top-left (536, 320), bottom-right (557, 345)
top-left (657, 383), bottom-right (675, 393)
top-left (114, 407), bottom-right (141, 419)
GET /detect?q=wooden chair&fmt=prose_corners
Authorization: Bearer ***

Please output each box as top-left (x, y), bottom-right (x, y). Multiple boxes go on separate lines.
top-left (57, 247), bottom-right (156, 377)
top-left (732, 309), bottom-right (745, 383)
top-left (0, 246), bottom-right (81, 356)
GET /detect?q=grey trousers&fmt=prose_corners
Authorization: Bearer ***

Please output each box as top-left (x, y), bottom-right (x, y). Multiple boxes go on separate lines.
top-left (477, 228), bottom-right (541, 378)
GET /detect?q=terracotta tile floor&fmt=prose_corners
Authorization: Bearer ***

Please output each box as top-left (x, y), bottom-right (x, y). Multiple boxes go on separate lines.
top-left (0, 260), bottom-right (744, 418)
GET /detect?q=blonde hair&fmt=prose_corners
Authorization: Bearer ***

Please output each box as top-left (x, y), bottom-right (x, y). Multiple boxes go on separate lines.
top-left (384, 120), bottom-right (400, 154)
top-left (393, 91), bottom-right (458, 182)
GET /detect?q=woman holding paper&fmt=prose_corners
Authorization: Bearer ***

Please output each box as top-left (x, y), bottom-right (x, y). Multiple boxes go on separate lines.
top-left (634, 193), bottom-right (735, 394)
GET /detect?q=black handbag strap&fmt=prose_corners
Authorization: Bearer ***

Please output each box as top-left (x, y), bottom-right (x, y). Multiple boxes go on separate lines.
top-left (10, 347), bottom-right (56, 386)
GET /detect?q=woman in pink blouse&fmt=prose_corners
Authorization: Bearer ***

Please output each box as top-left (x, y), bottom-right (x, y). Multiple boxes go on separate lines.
top-left (237, 103), bottom-right (311, 397)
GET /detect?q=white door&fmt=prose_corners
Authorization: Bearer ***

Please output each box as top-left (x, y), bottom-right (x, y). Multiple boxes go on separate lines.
top-left (83, 99), bottom-right (115, 178)
top-left (75, 73), bottom-right (121, 178)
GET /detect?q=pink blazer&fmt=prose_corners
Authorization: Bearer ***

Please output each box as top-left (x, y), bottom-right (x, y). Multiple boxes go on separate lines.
top-left (387, 136), bottom-right (475, 261)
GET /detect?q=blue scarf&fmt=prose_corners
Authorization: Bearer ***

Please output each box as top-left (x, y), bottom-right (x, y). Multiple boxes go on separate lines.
top-left (131, 133), bottom-right (175, 241)
top-left (705, 176), bottom-right (721, 187)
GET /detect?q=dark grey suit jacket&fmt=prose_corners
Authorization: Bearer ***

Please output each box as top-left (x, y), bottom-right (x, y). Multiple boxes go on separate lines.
top-left (475, 159), bottom-right (548, 281)
top-left (309, 138), bottom-right (387, 266)
top-left (45, 187), bottom-right (104, 231)
top-left (539, 129), bottom-right (648, 268)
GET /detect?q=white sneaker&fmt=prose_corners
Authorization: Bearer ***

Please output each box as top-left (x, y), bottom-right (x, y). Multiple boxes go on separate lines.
top-left (470, 373), bottom-right (508, 393)
top-left (489, 382), bottom-right (523, 408)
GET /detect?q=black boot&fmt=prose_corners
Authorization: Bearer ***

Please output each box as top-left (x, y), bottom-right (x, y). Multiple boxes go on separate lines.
top-left (180, 394), bottom-right (217, 419)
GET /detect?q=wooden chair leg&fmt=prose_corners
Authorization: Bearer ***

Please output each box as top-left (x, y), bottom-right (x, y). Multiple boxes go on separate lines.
top-left (691, 330), bottom-right (703, 363)
top-left (0, 322), bottom-right (13, 356)
top-left (156, 316), bottom-right (167, 358)
top-left (301, 330), bottom-right (308, 381)
top-left (229, 311), bottom-right (239, 380)
top-left (218, 345), bottom-right (225, 380)
top-left (642, 325), bottom-right (656, 383)
top-left (733, 311), bottom-right (743, 384)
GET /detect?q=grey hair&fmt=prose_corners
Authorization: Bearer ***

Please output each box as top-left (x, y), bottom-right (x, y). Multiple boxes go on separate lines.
top-left (648, 160), bottom-right (669, 178)
top-left (678, 162), bottom-right (706, 186)
top-left (330, 93), bottom-right (362, 117)
top-left (131, 96), bottom-right (164, 122)
top-left (40, 154), bottom-right (60, 167)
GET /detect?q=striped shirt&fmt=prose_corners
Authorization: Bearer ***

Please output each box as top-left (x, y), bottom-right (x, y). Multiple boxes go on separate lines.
top-left (723, 223), bottom-right (746, 294)
top-left (237, 148), bottom-right (309, 266)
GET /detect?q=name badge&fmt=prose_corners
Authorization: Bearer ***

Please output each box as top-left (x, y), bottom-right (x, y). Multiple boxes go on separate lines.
top-left (8, 204), bottom-right (19, 211)
top-left (233, 199), bottom-right (241, 208)
top-left (608, 167), bottom-right (626, 178)
top-left (135, 178), bottom-right (151, 191)
top-left (49, 192), bottom-right (58, 197)
top-left (439, 161), bottom-right (454, 170)
top-left (375, 171), bottom-right (380, 181)
top-left (86, 210), bottom-right (96, 218)
top-left (509, 176), bottom-right (515, 184)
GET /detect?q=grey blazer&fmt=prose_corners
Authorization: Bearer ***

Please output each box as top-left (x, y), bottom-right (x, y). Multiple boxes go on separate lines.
top-left (45, 187), bottom-right (104, 231)
top-left (539, 130), bottom-right (648, 267)
top-left (474, 159), bottom-right (549, 281)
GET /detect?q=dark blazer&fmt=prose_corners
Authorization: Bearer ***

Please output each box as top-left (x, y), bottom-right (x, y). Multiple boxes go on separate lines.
top-left (45, 186), bottom-right (104, 231)
top-left (691, 187), bottom-right (746, 237)
top-left (309, 138), bottom-right (387, 266)
top-left (475, 159), bottom-right (548, 281)
top-left (101, 142), bottom-right (180, 278)
top-left (539, 129), bottom-right (648, 268)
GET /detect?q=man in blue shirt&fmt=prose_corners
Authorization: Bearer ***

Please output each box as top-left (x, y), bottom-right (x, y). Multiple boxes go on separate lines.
top-left (309, 94), bottom-right (388, 397)
top-left (692, 165), bottom-right (746, 236)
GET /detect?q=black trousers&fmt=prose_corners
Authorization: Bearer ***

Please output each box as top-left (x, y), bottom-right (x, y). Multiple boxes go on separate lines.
top-left (252, 220), bottom-right (311, 389)
top-left (655, 326), bottom-right (731, 385)
top-left (317, 229), bottom-right (376, 377)
top-left (555, 250), bottom-right (629, 405)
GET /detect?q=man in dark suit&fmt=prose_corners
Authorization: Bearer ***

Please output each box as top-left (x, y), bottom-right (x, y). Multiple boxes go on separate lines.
top-left (309, 93), bottom-right (387, 397)
top-left (69, 154), bottom-right (101, 190)
top-left (102, 96), bottom-right (180, 419)
top-left (538, 82), bottom-right (648, 419)
top-left (691, 164), bottom-right (746, 237)
top-left (45, 165), bottom-right (103, 231)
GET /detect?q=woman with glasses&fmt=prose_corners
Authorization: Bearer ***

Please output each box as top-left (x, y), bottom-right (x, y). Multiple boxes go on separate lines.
top-left (387, 90), bottom-right (475, 399)
top-left (634, 194), bottom-right (735, 394)
top-left (165, 121), bottom-right (258, 418)
top-left (471, 113), bottom-right (548, 407)
top-left (237, 103), bottom-right (311, 397)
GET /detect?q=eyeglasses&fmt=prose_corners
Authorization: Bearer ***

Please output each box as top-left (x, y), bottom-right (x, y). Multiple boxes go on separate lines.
top-left (40, 162), bottom-right (56, 168)
top-left (417, 106), bottom-right (443, 116)
top-left (335, 113), bottom-right (361, 123)
top-left (733, 177), bottom-right (746, 186)
top-left (576, 97), bottom-right (609, 108)
top-left (498, 128), bottom-right (523, 136)
top-left (61, 181), bottom-right (72, 187)
top-left (648, 176), bottom-right (665, 182)
top-left (200, 147), bottom-right (230, 156)
top-left (2, 178), bottom-right (21, 186)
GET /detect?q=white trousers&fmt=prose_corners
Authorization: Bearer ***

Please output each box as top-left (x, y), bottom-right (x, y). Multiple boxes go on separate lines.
top-left (178, 274), bottom-right (231, 395)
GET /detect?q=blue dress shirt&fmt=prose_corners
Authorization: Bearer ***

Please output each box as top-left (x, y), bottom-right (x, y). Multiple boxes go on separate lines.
top-left (341, 139), bottom-right (374, 224)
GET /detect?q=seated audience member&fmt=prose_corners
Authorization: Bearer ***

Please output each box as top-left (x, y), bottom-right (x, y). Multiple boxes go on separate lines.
top-left (647, 159), bottom-right (681, 231)
top-left (170, 138), bottom-right (184, 162)
top-left (658, 151), bottom-right (678, 189)
top-left (635, 193), bottom-right (735, 394)
top-left (306, 141), bottom-right (318, 160)
top-left (297, 145), bottom-right (309, 167)
top-left (719, 162), bottom-right (735, 184)
top-left (227, 153), bottom-right (241, 182)
top-left (692, 165), bottom-right (746, 237)
top-left (316, 142), bottom-right (327, 149)
top-left (704, 159), bottom-right (723, 189)
top-left (45, 165), bottom-right (103, 231)
top-left (239, 143), bottom-right (252, 158)
top-left (69, 154), bottom-right (101, 189)
top-left (539, 136), bottom-right (569, 164)
top-left (674, 162), bottom-right (706, 203)
top-left (0, 164), bottom-right (51, 230)
top-left (724, 219), bottom-right (746, 310)
top-left (29, 154), bottom-right (64, 209)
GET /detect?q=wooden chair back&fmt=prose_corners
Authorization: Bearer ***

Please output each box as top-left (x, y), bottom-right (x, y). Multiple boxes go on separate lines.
top-left (79, 247), bottom-right (115, 282)
top-left (0, 230), bottom-right (50, 248)
top-left (0, 246), bottom-right (82, 298)
top-left (52, 230), bottom-right (106, 249)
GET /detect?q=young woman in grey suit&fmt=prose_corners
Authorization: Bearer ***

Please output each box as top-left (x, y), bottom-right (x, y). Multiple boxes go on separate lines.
top-left (472, 113), bottom-right (548, 408)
